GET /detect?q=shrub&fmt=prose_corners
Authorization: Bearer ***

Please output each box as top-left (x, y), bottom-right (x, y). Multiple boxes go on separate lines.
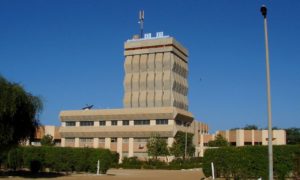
top-left (202, 145), bottom-right (300, 179)
top-left (7, 148), bottom-right (23, 170)
top-left (4, 146), bottom-right (114, 174)
top-left (121, 157), bottom-right (143, 169)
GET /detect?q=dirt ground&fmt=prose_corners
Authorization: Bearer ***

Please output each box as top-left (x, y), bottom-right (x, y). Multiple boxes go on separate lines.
top-left (3, 169), bottom-right (206, 180)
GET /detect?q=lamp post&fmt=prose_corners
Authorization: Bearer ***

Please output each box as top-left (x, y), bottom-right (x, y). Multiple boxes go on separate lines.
top-left (260, 5), bottom-right (273, 180)
top-left (184, 122), bottom-right (191, 159)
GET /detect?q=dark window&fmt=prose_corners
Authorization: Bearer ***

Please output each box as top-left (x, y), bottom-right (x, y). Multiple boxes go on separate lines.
top-left (80, 121), bottom-right (94, 126)
top-left (66, 121), bottom-right (76, 126)
top-left (111, 120), bottom-right (118, 126)
top-left (255, 142), bottom-right (262, 145)
top-left (123, 120), bottom-right (129, 126)
top-left (230, 142), bottom-right (236, 146)
top-left (156, 119), bottom-right (168, 125)
top-left (244, 142), bottom-right (252, 146)
top-left (99, 121), bottom-right (106, 126)
top-left (134, 120), bottom-right (150, 125)
top-left (111, 137), bottom-right (117, 143)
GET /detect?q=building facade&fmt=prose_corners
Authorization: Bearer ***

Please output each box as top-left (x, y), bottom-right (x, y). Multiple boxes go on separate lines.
top-left (198, 129), bottom-right (286, 156)
top-left (59, 33), bottom-right (209, 161)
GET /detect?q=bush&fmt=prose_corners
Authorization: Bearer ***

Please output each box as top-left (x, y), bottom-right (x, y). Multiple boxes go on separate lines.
top-left (121, 157), bottom-right (143, 169)
top-left (202, 145), bottom-right (300, 179)
top-left (4, 146), bottom-right (114, 174)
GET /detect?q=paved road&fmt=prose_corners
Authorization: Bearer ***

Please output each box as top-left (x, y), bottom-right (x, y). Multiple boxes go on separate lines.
top-left (5, 169), bottom-right (205, 180)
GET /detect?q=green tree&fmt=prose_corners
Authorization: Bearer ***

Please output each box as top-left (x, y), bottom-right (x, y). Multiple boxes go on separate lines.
top-left (170, 131), bottom-right (195, 159)
top-left (40, 134), bottom-right (55, 146)
top-left (286, 128), bottom-right (300, 144)
top-left (146, 133), bottom-right (169, 159)
top-left (244, 124), bottom-right (258, 130)
top-left (208, 134), bottom-right (229, 147)
top-left (0, 76), bottom-right (42, 150)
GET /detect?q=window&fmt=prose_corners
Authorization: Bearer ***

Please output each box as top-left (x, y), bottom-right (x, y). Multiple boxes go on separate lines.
top-left (244, 142), bottom-right (252, 146)
top-left (65, 138), bottom-right (75, 143)
top-left (79, 138), bottom-right (93, 143)
top-left (255, 142), bottom-right (262, 145)
top-left (134, 120), bottom-right (150, 125)
top-left (80, 121), bottom-right (94, 126)
top-left (123, 138), bottom-right (129, 143)
top-left (66, 121), bottom-right (76, 126)
top-left (156, 119), bottom-right (168, 125)
top-left (99, 138), bottom-right (105, 143)
top-left (123, 120), bottom-right (129, 126)
top-left (99, 121), bottom-right (106, 126)
top-left (111, 120), bottom-right (118, 126)
top-left (111, 137), bottom-right (117, 143)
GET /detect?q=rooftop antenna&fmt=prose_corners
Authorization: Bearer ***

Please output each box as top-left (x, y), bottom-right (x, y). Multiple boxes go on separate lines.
top-left (139, 10), bottom-right (144, 38)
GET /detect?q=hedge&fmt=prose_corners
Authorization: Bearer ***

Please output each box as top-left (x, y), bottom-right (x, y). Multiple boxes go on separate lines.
top-left (5, 146), bottom-right (116, 174)
top-left (120, 157), bottom-right (202, 170)
top-left (202, 145), bottom-right (300, 179)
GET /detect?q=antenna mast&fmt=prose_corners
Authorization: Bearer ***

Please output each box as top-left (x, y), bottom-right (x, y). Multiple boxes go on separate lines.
top-left (139, 10), bottom-right (144, 38)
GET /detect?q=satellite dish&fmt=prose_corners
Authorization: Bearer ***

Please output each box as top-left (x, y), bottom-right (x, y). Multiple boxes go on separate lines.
top-left (82, 104), bottom-right (94, 110)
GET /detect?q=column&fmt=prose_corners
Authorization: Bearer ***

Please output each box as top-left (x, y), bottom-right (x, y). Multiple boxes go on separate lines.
top-left (75, 138), bottom-right (79, 147)
top-left (128, 138), bottom-right (134, 157)
top-left (105, 137), bottom-right (111, 149)
top-left (93, 137), bottom-right (99, 148)
top-left (117, 138), bottom-right (123, 163)
top-left (150, 119), bottom-right (156, 126)
top-left (61, 138), bottom-right (65, 147)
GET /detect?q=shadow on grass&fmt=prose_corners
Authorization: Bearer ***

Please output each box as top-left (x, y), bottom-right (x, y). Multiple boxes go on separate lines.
top-left (0, 170), bottom-right (66, 179)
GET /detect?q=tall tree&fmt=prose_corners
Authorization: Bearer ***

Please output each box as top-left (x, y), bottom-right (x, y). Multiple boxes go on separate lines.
top-left (170, 131), bottom-right (195, 159)
top-left (146, 133), bottom-right (169, 159)
top-left (286, 128), bottom-right (300, 144)
top-left (40, 134), bottom-right (55, 146)
top-left (208, 134), bottom-right (229, 147)
top-left (0, 76), bottom-right (42, 150)
top-left (243, 124), bottom-right (258, 130)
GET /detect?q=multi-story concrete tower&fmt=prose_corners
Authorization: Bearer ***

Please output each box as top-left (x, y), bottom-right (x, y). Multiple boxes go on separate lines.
top-left (123, 33), bottom-right (189, 110)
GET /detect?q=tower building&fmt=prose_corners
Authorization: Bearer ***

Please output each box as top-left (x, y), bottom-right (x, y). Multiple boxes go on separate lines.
top-left (123, 35), bottom-right (189, 110)
top-left (59, 33), bottom-right (209, 161)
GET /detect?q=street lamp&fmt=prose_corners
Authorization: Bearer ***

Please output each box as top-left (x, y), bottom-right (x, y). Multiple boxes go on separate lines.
top-left (260, 5), bottom-right (274, 180)
top-left (184, 122), bottom-right (191, 159)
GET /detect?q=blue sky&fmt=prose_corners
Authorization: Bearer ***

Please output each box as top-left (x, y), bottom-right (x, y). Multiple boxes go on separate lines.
top-left (0, 1), bottom-right (299, 132)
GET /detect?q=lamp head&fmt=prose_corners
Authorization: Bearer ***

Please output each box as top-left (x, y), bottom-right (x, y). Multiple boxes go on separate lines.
top-left (261, 5), bottom-right (267, 18)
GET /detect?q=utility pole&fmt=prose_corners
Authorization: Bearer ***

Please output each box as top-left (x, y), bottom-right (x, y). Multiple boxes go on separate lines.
top-left (260, 5), bottom-right (274, 180)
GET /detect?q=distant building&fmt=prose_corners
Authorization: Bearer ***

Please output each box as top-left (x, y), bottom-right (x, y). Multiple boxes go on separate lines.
top-left (198, 129), bottom-right (286, 156)
top-left (59, 33), bottom-right (209, 162)
top-left (30, 125), bottom-right (61, 146)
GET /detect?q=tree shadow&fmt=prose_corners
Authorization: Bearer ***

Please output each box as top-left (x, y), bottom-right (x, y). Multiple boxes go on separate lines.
top-left (0, 170), bottom-right (67, 179)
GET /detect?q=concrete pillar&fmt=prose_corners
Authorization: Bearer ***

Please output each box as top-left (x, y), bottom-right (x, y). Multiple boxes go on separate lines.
top-left (76, 121), bottom-right (80, 127)
top-left (225, 130), bottom-right (230, 141)
top-left (150, 119), bottom-right (156, 126)
top-left (93, 138), bottom-right (99, 148)
top-left (251, 130), bottom-right (255, 145)
top-left (262, 130), bottom-right (268, 145)
top-left (128, 138), bottom-right (134, 157)
top-left (129, 120), bottom-right (134, 126)
top-left (105, 137), bottom-right (111, 149)
top-left (106, 121), bottom-right (111, 126)
top-left (75, 138), bottom-right (79, 147)
top-left (94, 121), bottom-right (99, 127)
top-left (61, 138), bottom-right (65, 147)
top-left (117, 120), bottom-right (122, 126)
top-left (199, 135), bottom-right (204, 157)
top-left (168, 119), bottom-right (174, 125)
top-left (167, 137), bottom-right (174, 147)
top-left (117, 138), bottom-right (123, 163)
top-left (61, 122), bottom-right (66, 127)
top-left (236, 130), bottom-right (244, 146)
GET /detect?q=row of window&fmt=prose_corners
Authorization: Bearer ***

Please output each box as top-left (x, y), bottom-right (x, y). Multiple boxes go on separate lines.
top-left (66, 137), bottom-right (168, 143)
top-left (65, 119), bottom-right (169, 127)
